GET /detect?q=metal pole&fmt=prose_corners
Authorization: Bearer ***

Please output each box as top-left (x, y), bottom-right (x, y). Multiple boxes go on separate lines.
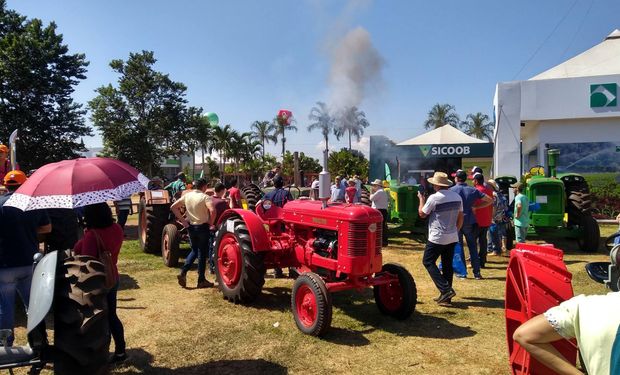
top-left (9, 129), bottom-right (18, 170)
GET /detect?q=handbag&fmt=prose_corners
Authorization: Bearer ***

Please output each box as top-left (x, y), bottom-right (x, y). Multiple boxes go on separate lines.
top-left (92, 229), bottom-right (117, 289)
top-left (437, 243), bottom-right (468, 277)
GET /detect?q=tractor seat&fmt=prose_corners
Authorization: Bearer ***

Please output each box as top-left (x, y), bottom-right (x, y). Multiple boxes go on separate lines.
top-left (585, 262), bottom-right (610, 284)
top-left (0, 345), bottom-right (35, 366)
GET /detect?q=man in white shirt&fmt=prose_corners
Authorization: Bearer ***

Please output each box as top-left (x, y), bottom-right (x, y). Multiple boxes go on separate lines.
top-left (418, 172), bottom-right (464, 306)
top-left (370, 179), bottom-right (389, 246)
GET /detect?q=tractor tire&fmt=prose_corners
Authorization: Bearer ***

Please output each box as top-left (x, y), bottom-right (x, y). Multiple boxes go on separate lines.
top-left (360, 186), bottom-right (371, 206)
top-left (243, 190), bottom-right (259, 212)
top-left (162, 223), bottom-right (181, 267)
top-left (577, 215), bottom-right (600, 253)
top-left (54, 255), bottom-right (110, 375)
top-left (138, 197), bottom-right (170, 254)
top-left (373, 263), bottom-right (417, 320)
top-left (214, 218), bottom-right (265, 303)
top-left (291, 272), bottom-right (332, 336)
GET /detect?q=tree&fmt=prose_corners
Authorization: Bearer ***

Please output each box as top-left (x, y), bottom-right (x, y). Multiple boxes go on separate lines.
top-left (460, 112), bottom-right (494, 141)
top-left (0, 1), bottom-right (92, 171)
top-left (328, 148), bottom-right (369, 179)
top-left (307, 101), bottom-right (335, 153)
top-left (250, 120), bottom-right (277, 159)
top-left (335, 106), bottom-right (370, 150)
top-left (89, 50), bottom-right (191, 175)
top-left (196, 115), bottom-right (213, 177)
top-left (423, 103), bottom-right (460, 130)
top-left (274, 118), bottom-right (298, 160)
top-left (211, 124), bottom-right (234, 178)
top-left (282, 151), bottom-right (322, 177)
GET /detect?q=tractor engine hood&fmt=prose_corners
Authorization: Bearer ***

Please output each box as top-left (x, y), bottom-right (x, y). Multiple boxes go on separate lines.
top-left (282, 200), bottom-right (383, 224)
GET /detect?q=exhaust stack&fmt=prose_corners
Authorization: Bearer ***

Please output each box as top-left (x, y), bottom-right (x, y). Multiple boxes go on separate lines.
top-left (8, 129), bottom-right (18, 170)
top-left (318, 149), bottom-right (331, 209)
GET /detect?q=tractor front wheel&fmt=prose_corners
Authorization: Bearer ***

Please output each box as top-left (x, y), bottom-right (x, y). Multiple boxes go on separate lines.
top-left (373, 263), bottom-right (417, 320)
top-left (214, 218), bottom-right (265, 303)
top-left (162, 224), bottom-right (181, 267)
top-left (291, 272), bottom-right (332, 336)
top-left (577, 215), bottom-right (600, 253)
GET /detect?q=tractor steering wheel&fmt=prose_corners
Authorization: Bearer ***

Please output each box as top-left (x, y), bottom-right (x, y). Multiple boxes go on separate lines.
top-left (286, 184), bottom-right (301, 200)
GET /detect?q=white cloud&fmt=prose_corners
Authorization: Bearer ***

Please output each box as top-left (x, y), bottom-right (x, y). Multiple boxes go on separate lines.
top-left (352, 136), bottom-right (369, 156)
top-left (315, 140), bottom-right (327, 151)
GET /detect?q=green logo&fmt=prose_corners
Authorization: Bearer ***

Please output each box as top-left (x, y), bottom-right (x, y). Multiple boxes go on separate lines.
top-left (420, 145), bottom-right (431, 157)
top-left (590, 83), bottom-right (617, 107)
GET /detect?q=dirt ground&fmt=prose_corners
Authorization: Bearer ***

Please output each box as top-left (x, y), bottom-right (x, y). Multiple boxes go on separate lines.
top-left (12, 222), bottom-right (618, 375)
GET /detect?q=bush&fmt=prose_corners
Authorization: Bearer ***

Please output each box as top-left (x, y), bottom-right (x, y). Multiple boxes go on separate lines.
top-left (584, 173), bottom-right (620, 219)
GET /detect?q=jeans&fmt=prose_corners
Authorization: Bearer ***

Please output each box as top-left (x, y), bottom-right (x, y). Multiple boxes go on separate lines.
top-left (458, 223), bottom-right (481, 277)
top-left (488, 223), bottom-right (501, 254)
top-left (477, 226), bottom-right (489, 267)
top-left (117, 209), bottom-right (130, 230)
top-left (208, 230), bottom-right (216, 273)
top-left (0, 266), bottom-right (32, 346)
top-left (516, 225), bottom-right (528, 243)
top-left (107, 281), bottom-right (126, 354)
top-left (423, 241), bottom-right (456, 294)
top-left (181, 224), bottom-right (210, 282)
top-left (379, 209), bottom-right (389, 246)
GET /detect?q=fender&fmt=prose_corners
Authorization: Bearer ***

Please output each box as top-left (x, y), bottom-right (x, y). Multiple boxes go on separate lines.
top-left (27, 251), bottom-right (57, 333)
top-left (217, 209), bottom-right (271, 251)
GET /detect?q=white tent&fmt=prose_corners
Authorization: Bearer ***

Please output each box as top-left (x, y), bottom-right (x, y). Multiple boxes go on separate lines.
top-left (531, 29), bottom-right (620, 80)
top-left (397, 125), bottom-right (487, 146)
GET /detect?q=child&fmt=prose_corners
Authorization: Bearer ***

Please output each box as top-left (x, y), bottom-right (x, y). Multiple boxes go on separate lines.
top-left (345, 179), bottom-right (358, 203)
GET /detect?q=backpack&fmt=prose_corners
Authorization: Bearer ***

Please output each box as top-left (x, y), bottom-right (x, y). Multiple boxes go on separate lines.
top-left (92, 230), bottom-right (117, 289)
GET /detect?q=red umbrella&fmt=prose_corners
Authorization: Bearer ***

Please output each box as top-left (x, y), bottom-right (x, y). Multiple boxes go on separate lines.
top-left (5, 157), bottom-right (150, 211)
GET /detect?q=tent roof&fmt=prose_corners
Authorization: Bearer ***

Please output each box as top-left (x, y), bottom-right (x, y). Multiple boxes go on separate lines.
top-left (530, 29), bottom-right (620, 80)
top-left (397, 125), bottom-right (487, 145)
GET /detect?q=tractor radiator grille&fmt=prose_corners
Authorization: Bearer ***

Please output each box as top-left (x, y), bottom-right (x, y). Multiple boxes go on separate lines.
top-left (348, 222), bottom-right (368, 257)
top-left (375, 225), bottom-right (382, 255)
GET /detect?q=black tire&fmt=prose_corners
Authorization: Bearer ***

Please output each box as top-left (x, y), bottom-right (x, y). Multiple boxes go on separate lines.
top-left (577, 215), bottom-right (600, 253)
top-left (291, 272), bottom-right (332, 336)
top-left (54, 255), bottom-right (110, 375)
top-left (162, 223), bottom-right (181, 267)
top-left (360, 186), bottom-right (371, 206)
top-left (214, 218), bottom-right (265, 303)
top-left (373, 263), bottom-right (416, 320)
top-left (138, 197), bottom-right (170, 254)
top-left (241, 184), bottom-right (263, 212)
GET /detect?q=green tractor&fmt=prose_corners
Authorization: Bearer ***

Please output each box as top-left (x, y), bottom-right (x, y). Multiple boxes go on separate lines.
top-left (497, 149), bottom-right (600, 252)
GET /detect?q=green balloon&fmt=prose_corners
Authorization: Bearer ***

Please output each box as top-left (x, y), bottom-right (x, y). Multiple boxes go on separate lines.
top-left (205, 112), bottom-right (219, 126)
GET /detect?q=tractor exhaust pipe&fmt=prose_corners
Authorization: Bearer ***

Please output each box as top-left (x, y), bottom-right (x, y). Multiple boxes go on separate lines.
top-left (8, 129), bottom-right (18, 170)
top-left (547, 148), bottom-right (559, 178)
top-left (318, 149), bottom-right (330, 209)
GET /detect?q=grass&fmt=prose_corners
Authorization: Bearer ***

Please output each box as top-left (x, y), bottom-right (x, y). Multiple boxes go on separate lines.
top-left (12, 221), bottom-right (619, 375)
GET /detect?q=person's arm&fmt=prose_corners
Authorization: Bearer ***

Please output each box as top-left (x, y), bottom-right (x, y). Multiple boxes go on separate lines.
top-left (417, 192), bottom-right (428, 218)
top-left (513, 315), bottom-right (582, 375)
top-left (516, 201), bottom-right (523, 219)
top-left (206, 200), bottom-right (216, 226)
top-left (473, 191), bottom-right (493, 209)
top-left (37, 223), bottom-right (52, 234)
top-left (456, 211), bottom-right (464, 231)
top-left (170, 196), bottom-right (188, 227)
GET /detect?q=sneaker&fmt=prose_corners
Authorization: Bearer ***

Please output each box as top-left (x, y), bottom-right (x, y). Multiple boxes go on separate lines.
top-left (177, 274), bottom-right (186, 288)
top-left (438, 299), bottom-right (452, 307)
top-left (197, 280), bottom-right (214, 288)
top-left (474, 275), bottom-right (484, 280)
top-left (455, 274), bottom-right (467, 279)
top-left (109, 352), bottom-right (127, 364)
top-left (436, 289), bottom-right (456, 304)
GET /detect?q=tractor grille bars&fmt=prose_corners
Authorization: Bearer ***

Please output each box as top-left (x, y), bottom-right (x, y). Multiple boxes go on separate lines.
top-left (347, 222), bottom-right (382, 257)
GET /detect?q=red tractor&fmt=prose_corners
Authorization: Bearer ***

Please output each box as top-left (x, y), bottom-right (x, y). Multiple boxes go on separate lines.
top-left (213, 198), bottom-right (417, 336)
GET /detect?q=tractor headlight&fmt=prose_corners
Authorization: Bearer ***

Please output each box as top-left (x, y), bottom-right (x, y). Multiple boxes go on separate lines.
top-left (262, 200), bottom-right (273, 210)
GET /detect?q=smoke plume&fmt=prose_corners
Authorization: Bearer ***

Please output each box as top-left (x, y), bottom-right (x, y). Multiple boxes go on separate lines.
top-left (328, 26), bottom-right (384, 110)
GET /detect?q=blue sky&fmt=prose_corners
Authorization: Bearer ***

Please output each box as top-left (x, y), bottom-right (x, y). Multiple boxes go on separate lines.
top-left (7, 0), bottom-right (620, 160)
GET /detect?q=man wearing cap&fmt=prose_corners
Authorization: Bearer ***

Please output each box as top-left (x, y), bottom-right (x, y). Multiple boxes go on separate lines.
top-left (418, 172), bottom-right (463, 305)
top-left (449, 170), bottom-right (492, 279)
top-left (512, 182), bottom-right (530, 243)
top-left (0, 170), bottom-right (51, 346)
top-left (472, 173), bottom-right (494, 268)
top-left (487, 179), bottom-right (509, 256)
top-left (262, 175), bottom-right (292, 278)
top-left (165, 172), bottom-right (187, 199)
top-left (370, 179), bottom-right (389, 246)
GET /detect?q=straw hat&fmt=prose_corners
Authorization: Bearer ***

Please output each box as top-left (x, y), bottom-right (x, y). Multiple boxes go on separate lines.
top-left (487, 179), bottom-right (499, 192)
top-left (427, 172), bottom-right (453, 187)
top-left (371, 179), bottom-right (383, 185)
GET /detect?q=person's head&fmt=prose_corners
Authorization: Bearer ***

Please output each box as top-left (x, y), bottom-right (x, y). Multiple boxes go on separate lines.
top-left (273, 175), bottom-right (284, 189)
top-left (348, 179), bottom-right (355, 187)
top-left (487, 179), bottom-right (499, 192)
top-left (83, 202), bottom-right (114, 229)
top-left (370, 179), bottom-right (382, 191)
top-left (273, 164), bottom-right (281, 173)
top-left (455, 170), bottom-right (467, 183)
top-left (427, 172), bottom-right (453, 191)
top-left (214, 182), bottom-right (226, 197)
top-left (3, 170), bottom-right (26, 192)
top-left (471, 166), bottom-right (483, 175)
top-left (176, 172), bottom-right (186, 182)
top-left (473, 173), bottom-right (484, 186)
top-left (0, 144), bottom-right (8, 160)
top-left (511, 182), bottom-right (523, 194)
top-left (193, 178), bottom-right (208, 192)
top-left (230, 178), bottom-right (238, 188)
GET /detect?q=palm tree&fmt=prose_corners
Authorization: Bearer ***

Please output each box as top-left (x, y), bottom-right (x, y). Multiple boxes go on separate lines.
top-left (335, 106), bottom-right (370, 150)
top-left (250, 120), bottom-right (277, 159)
top-left (211, 124), bottom-right (234, 178)
top-left (307, 101), bottom-right (335, 152)
top-left (423, 103), bottom-right (460, 130)
top-left (460, 112), bottom-right (494, 141)
top-left (274, 118), bottom-right (298, 160)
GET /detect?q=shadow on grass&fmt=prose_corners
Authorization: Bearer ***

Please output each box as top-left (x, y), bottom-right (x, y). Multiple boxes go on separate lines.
top-left (451, 297), bottom-right (504, 309)
top-left (118, 348), bottom-right (287, 374)
top-left (322, 327), bottom-right (374, 346)
top-left (119, 273), bottom-right (140, 290)
top-left (249, 286), bottom-right (291, 312)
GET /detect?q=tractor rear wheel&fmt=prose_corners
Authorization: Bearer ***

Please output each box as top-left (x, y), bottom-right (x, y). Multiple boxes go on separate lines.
top-left (162, 223), bottom-right (181, 267)
top-left (54, 255), bottom-right (109, 375)
top-left (373, 263), bottom-right (417, 320)
top-left (360, 186), bottom-right (371, 206)
top-left (577, 215), bottom-right (600, 253)
top-left (214, 218), bottom-right (265, 303)
top-left (138, 197), bottom-right (170, 254)
top-left (291, 272), bottom-right (332, 336)
top-left (241, 184), bottom-right (263, 211)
